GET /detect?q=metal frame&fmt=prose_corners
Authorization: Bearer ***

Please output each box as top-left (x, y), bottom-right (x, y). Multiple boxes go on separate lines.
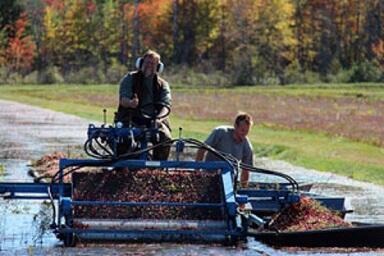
top-left (56, 158), bottom-right (244, 244)
top-left (0, 182), bottom-right (71, 199)
top-left (86, 124), bottom-right (160, 160)
top-left (0, 156), bottom-right (349, 246)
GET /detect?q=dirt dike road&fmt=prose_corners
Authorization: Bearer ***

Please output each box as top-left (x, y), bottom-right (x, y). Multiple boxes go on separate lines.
top-left (0, 99), bottom-right (89, 160)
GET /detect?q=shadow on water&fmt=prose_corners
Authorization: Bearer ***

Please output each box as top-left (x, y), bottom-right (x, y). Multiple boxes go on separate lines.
top-left (0, 100), bottom-right (383, 255)
top-left (0, 160), bottom-right (59, 253)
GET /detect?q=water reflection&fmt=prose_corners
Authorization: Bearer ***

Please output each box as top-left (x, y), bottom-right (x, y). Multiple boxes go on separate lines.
top-left (0, 160), bottom-right (59, 253)
top-left (32, 202), bottom-right (53, 245)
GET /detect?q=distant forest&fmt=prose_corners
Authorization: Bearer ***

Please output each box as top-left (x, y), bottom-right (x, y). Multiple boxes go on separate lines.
top-left (0, 0), bottom-right (383, 85)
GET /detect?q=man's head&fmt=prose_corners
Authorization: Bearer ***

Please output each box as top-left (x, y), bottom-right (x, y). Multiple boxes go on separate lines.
top-left (141, 50), bottom-right (162, 77)
top-left (233, 112), bottom-right (253, 142)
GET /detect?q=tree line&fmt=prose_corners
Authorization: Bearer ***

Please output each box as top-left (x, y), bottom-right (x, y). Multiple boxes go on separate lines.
top-left (0, 0), bottom-right (383, 85)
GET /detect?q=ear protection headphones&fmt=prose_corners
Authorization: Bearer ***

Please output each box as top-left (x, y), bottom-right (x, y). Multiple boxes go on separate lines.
top-left (135, 57), bottom-right (164, 73)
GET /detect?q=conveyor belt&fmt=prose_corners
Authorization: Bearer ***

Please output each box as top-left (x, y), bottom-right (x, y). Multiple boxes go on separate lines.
top-left (73, 218), bottom-right (227, 230)
top-left (69, 218), bottom-right (230, 242)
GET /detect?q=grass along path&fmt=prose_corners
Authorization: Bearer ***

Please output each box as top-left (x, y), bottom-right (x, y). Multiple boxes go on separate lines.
top-left (0, 84), bottom-right (383, 185)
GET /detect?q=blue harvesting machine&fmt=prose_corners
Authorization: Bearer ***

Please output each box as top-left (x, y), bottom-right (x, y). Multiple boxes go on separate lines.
top-left (0, 111), bottom-right (351, 247)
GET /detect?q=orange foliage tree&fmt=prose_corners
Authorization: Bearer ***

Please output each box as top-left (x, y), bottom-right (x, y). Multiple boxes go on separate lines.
top-left (5, 12), bottom-right (36, 73)
top-left (372, 40), bottom-right (384, 68)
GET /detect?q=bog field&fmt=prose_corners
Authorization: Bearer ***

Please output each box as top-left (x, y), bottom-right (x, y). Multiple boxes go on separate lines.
top-left (0, 83), bottom-right (383, 185)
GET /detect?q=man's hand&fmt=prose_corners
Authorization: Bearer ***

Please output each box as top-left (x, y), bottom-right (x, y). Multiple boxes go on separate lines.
top-left (240, 169), bottom-right (249, 188)
top-left (195, 148), bottom-right (206, 161)
top-left (155, 106), bottom-right (169, 121)
top-left (130, 93), bottom-right (139, 108)
top-left (121, 94), bottom-right (139, 108)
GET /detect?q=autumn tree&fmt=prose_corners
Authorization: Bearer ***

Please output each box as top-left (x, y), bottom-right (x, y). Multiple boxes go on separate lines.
top-left (24, 0), bottom-right (46, 70)
top-left (254, 0), bottom-right (296, 83)
top-left (171, 0), bottom-right (220, 65)
top-left (42, 0), bottom-right (67, 67)
top-left (205, 0), bottom-right (229, 70)
top-left (42, 0), bottom-right (99, 72)
top-left (93, 0), bottom-right (123, 70)
top-left (218, 0), bottom-right (296, 84)
top-left (1, 0), bottom-right (382, 84)
top-left (221, 0), bottom-right (258, 84)
top-left (0, 0), bottom-right (24, 38)
top-left (5, 12), bottom-right (36, 73)
top-left (372, 40), bottom-right (384, 68)
top-left (136, 0), bottom-right (173, 62)
top-left (363, 0), bottom-right (383, 62)
top-left (0, 0), bottom-right (24, 67)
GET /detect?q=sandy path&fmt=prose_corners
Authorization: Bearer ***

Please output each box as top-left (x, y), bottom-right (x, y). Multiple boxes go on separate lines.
top-left (0, 99), bottom-right (89, 160)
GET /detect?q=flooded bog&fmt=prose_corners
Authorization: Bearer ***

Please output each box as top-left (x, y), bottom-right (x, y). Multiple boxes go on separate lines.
top-left (0, 100), bottom-right (383, 255)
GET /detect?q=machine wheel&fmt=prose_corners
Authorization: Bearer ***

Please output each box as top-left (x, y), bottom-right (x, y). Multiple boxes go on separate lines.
top-left (63, 232), bottom-right (76, 247)
top-left (63, 212), bottom-right (76, 247)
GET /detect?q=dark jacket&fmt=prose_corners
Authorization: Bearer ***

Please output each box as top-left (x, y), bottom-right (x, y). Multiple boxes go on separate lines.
top-left (115, 71), bottom-right (171, 129)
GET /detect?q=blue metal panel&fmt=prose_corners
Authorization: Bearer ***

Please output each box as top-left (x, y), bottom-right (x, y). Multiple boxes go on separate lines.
top-left (87, 124), bottom-right (162, 159)
top-left (236, 195), bottom-right (248, 204)
top-left (248, 201), bottom-right (283, 212)
top-left (248, 182), bottom-right (293, 190)
top-left (0, 182), bottom-right (71, 199)
top-left (58, 227), bottom-right (240, 243)
top-left (88, 125), bottom-right (143, 138)
top-left (59, 158), bottom-right (230, 170)
top-left (237, 188), bottom-right (300, 214)
top-left (237, 189), bottom-right (296, 198)
top-left (72, 200), bottom-right (224, 208)
top-left (56, 158), bottom-right (242, 243)
top-left (309, 197), bottom-right (346, 211)
top-left (61, 197), bottom-right (73, 217)
top-left (220, 165), bottom-right (237, 217)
